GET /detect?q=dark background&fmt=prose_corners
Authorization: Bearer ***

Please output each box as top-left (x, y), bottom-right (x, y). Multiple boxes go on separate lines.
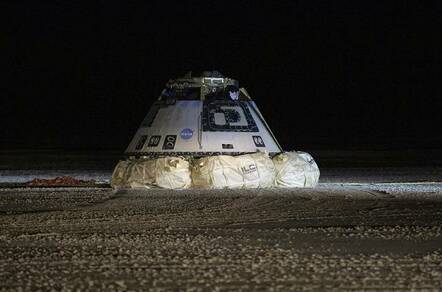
top-left (2, 1), bottom-right (441, 152)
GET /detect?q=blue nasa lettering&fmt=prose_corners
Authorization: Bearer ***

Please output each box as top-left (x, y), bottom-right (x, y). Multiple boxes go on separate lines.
top-left (180, 128), bottom-right (193, 140)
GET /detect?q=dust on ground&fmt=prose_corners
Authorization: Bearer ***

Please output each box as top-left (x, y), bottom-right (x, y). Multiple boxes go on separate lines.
top-left (1, 184), bottom-right (442, 290)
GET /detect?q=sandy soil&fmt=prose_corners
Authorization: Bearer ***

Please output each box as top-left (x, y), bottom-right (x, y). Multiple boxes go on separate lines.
top-left (1, 185), bottom-right (442, 290)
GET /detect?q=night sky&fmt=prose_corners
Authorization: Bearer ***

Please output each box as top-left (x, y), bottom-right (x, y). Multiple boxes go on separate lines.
top-left (2, 1), bottom-right (441, 151)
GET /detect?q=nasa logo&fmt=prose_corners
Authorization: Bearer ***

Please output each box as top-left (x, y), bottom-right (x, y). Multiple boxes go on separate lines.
top-left (180, 128), bottom-right (193, 140)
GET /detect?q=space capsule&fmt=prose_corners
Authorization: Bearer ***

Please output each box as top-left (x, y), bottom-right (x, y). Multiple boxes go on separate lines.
top-left (112, 71), bottom-right (319, 189)
top-left (125, 71), bottom-right (282, 158)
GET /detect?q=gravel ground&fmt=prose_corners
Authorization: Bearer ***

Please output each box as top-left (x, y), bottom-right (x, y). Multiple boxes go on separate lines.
top-left (1, 185), bottom-right (442, 291)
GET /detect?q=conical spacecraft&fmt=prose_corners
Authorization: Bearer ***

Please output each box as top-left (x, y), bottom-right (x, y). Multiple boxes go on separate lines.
top-left (112, 71), bottom-right (320, 189)
top-left (125, 71), bottom-right (282, 158)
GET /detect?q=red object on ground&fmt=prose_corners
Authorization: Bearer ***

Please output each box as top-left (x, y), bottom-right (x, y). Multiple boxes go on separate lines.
top-left (26, 176), bottom-right (96, 186)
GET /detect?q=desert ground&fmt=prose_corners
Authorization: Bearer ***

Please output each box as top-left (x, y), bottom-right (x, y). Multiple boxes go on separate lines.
top-left (0, 150), bottom-right (441, 290)
top-left (0, 182), bottom-right (441, 290)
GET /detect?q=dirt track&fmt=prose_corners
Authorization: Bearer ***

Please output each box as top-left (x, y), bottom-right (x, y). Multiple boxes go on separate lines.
top-left (1, 185), bottom-right (442, 290)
